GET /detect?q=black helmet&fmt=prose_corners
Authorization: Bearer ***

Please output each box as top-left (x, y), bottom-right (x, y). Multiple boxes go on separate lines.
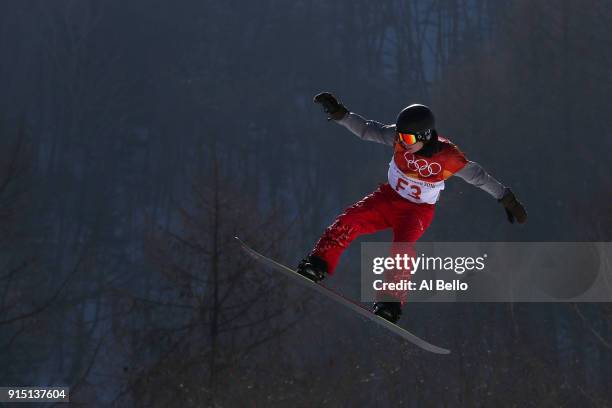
top-left (396, 104), bottom-right (435, 143)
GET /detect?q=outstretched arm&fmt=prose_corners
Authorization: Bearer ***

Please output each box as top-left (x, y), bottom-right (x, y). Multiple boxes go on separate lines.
top-left (455, 162), bottom-right (527, 224)
top-left (455, 161), bottom-right (506, 199)
top-left (336, 113), bottom-right (396, 146)
top-left (314, 92), bottom-right (396, 146)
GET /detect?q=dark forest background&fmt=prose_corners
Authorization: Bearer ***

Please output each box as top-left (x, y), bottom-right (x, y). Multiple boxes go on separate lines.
top-left (1, 0), bottom-right (611, 406)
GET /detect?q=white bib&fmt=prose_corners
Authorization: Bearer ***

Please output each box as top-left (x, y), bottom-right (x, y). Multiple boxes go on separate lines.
top-left (387, 160), bottom-right (444, 204)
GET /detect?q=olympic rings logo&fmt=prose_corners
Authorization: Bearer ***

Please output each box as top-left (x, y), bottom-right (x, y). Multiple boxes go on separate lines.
top-left (404, 153), bottom-right (442, 177)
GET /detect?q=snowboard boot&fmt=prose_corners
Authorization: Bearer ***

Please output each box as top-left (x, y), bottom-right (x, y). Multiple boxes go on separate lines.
top-left (373, 301), bottom-right (402, 323)
top-left (296, 255), bottom-right (328, 283)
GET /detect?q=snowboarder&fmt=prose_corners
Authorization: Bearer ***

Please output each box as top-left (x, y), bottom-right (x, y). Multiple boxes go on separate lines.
top-left (297, 92), bottom-right (527, 323)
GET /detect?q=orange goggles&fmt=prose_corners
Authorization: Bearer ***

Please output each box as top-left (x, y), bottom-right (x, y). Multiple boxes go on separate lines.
top-left (398, 132), bottom-right (418, 145)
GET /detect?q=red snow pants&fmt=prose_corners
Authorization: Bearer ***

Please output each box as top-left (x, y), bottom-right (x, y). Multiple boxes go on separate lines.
top-left (310, 183), bottom-right (435, 304)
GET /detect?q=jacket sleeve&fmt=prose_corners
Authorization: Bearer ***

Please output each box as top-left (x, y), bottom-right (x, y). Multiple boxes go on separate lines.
top-left (454, 161), bottom-right (506, 199)
top-left (335, 112), bottom-right (396, 146)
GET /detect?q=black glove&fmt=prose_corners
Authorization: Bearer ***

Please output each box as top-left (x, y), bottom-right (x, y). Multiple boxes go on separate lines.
top-left (498, 189), bottom-right (527, 224)
top-left (313, 92), bottom-right (348, 120)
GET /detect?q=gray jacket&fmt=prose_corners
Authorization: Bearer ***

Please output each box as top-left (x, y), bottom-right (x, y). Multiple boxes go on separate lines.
top-left (337, 113), bottom-right (505, 199)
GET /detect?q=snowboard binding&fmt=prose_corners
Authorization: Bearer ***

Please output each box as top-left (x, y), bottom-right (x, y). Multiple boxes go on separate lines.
top-left (373, 301), bottom-right (402, 323)
top-left (297, 255), bottom-right (328, 283)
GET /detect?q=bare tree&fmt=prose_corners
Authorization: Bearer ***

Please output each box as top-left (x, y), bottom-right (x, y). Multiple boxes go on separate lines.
top-left (106, 153), bottom-right (298, 406)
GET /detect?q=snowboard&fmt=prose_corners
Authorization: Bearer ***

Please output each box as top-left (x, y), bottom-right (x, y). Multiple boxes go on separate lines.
top-left (235, 237), bottom-right (450, 355)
